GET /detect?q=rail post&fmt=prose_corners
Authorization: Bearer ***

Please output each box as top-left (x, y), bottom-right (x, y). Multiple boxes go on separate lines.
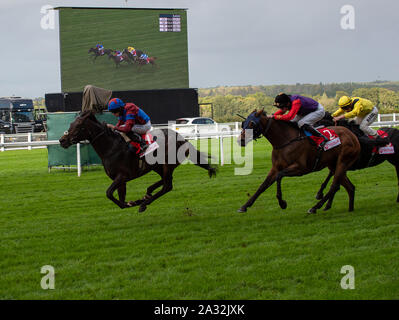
top-left (28, 133), bottom-right (32, 151)
top-left (0, 134), bottom-right (4, 152)
top-left (77, 143), bottom-right (81, 177)
top-left (219, 133), bottom-right (224, 166)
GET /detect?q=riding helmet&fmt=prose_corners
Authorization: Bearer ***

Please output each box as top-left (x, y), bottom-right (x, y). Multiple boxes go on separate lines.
top-left (108, 98), bottom-right (125, 112)
top-left (338, 96), bottom-right (353, 108)
top-left (273, 93), bottom-right (291, 108)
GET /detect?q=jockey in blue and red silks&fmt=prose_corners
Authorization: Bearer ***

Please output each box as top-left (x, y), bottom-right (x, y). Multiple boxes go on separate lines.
top-left (272, 93), bottom-right (329, 148)
top-left (96, 44), bottom-right (104, 55)
top-left (107, 98), bottom-right (152, 153)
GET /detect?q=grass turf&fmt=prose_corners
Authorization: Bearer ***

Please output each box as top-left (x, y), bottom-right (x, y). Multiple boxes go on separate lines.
top-left (0, 139), bottom-right (398, 299)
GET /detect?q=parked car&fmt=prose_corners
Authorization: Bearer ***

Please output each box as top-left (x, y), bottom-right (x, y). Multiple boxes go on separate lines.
top-left (174, 117), bottom-right (231, 135)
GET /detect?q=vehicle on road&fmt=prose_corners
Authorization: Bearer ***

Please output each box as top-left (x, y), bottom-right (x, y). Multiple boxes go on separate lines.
top-left (0, 97), bottom-right (36, 134)
top-left (174, 117), bottom-right (231, 135)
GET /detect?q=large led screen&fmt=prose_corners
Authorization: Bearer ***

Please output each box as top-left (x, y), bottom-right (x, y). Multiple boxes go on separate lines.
top-left (58, 7), bottom-right (189, 92)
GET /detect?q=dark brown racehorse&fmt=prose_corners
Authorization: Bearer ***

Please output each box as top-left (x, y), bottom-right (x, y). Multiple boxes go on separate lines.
top-left (122, 49), bottom-right (144, 63)
top-left (88, 47), bottom-right (113, 62)
top-left (315, 112), bottom-right (399, 202)
top-left (238, 109), bottom-right (361, 214)
top-left (59, 111), bottom-right (217, 212)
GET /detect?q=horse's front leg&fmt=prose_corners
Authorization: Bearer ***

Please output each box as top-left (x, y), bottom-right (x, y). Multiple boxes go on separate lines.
top-left (106, 176), bottom-right (129, 209)
top-left (238, 168), bottom-right (277, 213)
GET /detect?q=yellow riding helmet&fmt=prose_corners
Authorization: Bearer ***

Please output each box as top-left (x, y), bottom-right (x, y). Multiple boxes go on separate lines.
top-left (338, 96), bottom-right (353, 107)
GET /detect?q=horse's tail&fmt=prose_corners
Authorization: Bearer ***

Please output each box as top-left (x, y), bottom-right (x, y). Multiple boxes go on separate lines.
top-left (187, 143), bottom-right (218, 178)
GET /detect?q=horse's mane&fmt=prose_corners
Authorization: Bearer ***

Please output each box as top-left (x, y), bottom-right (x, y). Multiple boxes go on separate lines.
top-left (80, 110), bottom-right (125, 143)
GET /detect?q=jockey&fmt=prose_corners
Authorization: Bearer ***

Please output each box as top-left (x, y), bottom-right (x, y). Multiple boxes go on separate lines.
top-left (140, 53), bottom-right (149, 63)
top-left (107, 98), bottom-right (152, 153)
top-left (272, 93), bottom-right (329, 146)
top-left (96, 44), bottom-right (104, 54)
top-left (333, 96), bottom-right (384, 140)
top-left (127, 46), bottom-right (136, 56)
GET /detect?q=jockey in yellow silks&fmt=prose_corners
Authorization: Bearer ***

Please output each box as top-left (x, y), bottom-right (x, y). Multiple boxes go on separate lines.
top-left (333, 96), bottom-right (381, 138)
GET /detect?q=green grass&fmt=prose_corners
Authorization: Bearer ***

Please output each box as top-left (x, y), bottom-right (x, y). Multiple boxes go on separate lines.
top-left (59, 8), bottom-right (189, 92)
top-left (0, 139), bottom-right (398, 299)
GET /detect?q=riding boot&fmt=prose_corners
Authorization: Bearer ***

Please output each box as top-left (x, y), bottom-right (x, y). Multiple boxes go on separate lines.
top-left (128, 143), bottom-right (137, 154)
top-left (303, 124), bottom-right (329, 149)
top-left (374, 135), bottom-right (390, 146)
top-left (130, 132), bottom-right (148, 154)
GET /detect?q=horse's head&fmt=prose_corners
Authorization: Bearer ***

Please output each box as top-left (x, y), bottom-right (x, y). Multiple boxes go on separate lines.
top-left (59, 111), bottom-right (97, 148)
top-left (88, 48), bottom-right (96, 54)
top-left (238, 109), bottom-right (267, 147)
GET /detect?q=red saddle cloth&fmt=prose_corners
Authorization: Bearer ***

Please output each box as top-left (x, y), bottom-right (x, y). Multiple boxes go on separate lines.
top-left (309, 128), bottom-right (339, 148)
top-left (368, 130), bottom-right (390, 153)
top-left (368, 130), bottom-right (388, 140)
top-left (129, 133), bottom-right (154, 154)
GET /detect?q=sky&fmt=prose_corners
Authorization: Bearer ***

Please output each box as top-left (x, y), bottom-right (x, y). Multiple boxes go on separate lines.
top-left (0, 0), bottom-right (398, 98)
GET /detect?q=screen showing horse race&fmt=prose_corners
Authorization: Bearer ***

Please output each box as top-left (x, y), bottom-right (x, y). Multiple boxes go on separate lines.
top-left (57, 7), bottom-right (189, 92)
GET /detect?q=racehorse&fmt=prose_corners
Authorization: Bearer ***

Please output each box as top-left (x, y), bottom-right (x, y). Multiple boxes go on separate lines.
top-left (108, 52), bottom-right (131, 67)
top-left (237, 109), bottom-right (361, 214)
top-left (136, 57), bottom-right (158, 69)
top-left (122, 49), bottom-right (144, 63)
top-left (315, 112), bottom-right (399, 203)
top-left (59, 111), bottom-right (217, 212)
top-left (88, 47), bottom-right (113, 62)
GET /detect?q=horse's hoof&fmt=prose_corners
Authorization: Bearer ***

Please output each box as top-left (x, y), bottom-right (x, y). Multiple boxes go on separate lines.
top-left (323, 205), bottom-right (331, 211)
top-left (279, 200), bottom-right (287, 210)
top-left (308, 208), bottom-right (317, 214)
top-left (237, 207), bottom-right (247, 213)
top-left (315, 193), bottom-right (323, 200)
top-left (138, 205), bottom-right (147, 213)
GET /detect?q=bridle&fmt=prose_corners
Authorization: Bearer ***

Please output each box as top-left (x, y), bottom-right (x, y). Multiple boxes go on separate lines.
top-left (241, 112), bottom-right (270, 141)
top-left (64, 116), bottom-right (106, 145)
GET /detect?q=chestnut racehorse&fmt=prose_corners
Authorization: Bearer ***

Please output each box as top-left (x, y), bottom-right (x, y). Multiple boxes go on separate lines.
top-left (238, 109), bottom-right (361, 214)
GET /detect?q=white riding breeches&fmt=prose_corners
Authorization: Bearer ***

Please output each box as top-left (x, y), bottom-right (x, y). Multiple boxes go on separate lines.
top-left (292, 103), bottom-right (326, 128)
top-left (354, 106), bottom-right (378, 136)
top-left (132, 120), bottom-right (152, 135)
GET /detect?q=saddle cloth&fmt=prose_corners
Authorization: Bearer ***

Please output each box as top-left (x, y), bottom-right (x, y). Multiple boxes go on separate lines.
top-left (305, 127), bottom-right (341, 151)
top-left (368, 130), bottom-right (395, 155)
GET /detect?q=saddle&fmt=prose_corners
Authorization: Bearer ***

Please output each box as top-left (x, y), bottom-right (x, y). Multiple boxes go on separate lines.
top-left (126, 132), bottom-right (158, 157)
top-left (303, 127), bottom-right (341, 151)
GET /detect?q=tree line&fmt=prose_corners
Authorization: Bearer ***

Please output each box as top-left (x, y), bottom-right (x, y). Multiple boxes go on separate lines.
top-left (199, 82), bottom-right (399, 122)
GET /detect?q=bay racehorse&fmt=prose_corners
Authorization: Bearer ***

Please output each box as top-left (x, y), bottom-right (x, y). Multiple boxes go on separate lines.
top-left (315, 112), bottom-right (399, 202)
top-left (59, 111), bottom-right (217, 212)
top-left (136, 57), bottom-right (158, 69)
top-left (108, 53), bottom-right (131, 67)
top-left (238, 109), bottom-right (361, 214)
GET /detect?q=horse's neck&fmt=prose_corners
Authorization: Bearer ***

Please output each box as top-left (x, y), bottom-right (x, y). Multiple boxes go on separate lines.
top-left (87, 121), bottom-right (118, 158)
top-left (264, 119), bottom-right (301, 148)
